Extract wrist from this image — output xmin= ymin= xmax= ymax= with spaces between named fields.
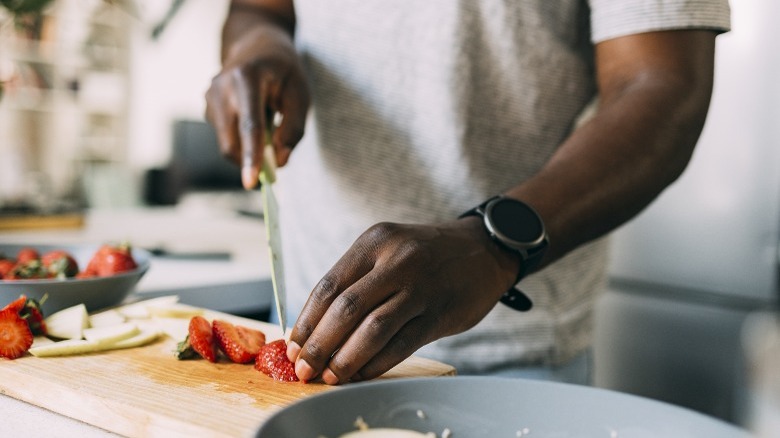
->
xmin=460 ymin=215 xmax=524 ymax=292
xmin=460 ymin=196 xmax=549 ymax=311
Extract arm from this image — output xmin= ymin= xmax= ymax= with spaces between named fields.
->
xmin=286 ymin=29 xmax=719 ymax=385
xmin=515 ymin=30 xmax=717 ymax=266
xmin=205 ymin=0 xmax=309 ymax=189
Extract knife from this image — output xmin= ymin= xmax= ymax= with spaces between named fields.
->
xmin=260 ymin=143 xmax=287 ymax=335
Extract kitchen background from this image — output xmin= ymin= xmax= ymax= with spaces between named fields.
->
xmin=1 ymin=0 xmax=777 ymax=433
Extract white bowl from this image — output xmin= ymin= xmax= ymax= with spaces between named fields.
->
xmin=256 ymin=376 xmax=750 ymax=438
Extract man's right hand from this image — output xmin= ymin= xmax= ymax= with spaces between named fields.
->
xmin=205 ymin=0 xmax=309 ymax=189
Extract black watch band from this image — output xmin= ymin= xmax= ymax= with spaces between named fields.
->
xmin=460 ymin=196 xmax=549 ymax=312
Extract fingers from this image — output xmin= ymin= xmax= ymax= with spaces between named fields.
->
xmin=205 ymin=77 xmax=240 ymax=164
xmin=274 ymin=76 xmax=309 ymax=166
xmin=322 ymin=293 xmax=426 ymax=385
xmin=350 ymin=316 xmax=432 ymax=382
xmin=287 ymin=242 xmax=379 ymax=381
xmin=233 ymin=66 xmax=265 ymax=190
xmin=206 ymin=63 xmax=309 ymax=190
xmin=287 ymin=224 xmax=432 ymax=385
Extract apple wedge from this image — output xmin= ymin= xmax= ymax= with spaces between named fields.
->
xmin=28 ymin=339 xmax=101 ymax=357
xmin=83 ymin=323 xmax=140 ymax=345
xmin=45 ymin=304 xmax=89 ymax=340
xmin=146 ymin=303 xmax=204 ymax=319
xmin=109 ymin=329 xmax=162 ymax=350
xmin=29 ymin=326 xmax=160 ymax=357
xmin=88 ymin=309 xmax=127 ymax=328
xmin=117 ymin=295 xmax=180 ymax=319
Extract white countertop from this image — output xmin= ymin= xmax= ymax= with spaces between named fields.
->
xmin=1 ymin=204 xmax=275 ymax=436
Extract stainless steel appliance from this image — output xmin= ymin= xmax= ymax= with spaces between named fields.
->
xmin=593 ymin=0 xmax=779 ymax=426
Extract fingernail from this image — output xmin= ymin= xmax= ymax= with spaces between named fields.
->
xmin=322 ymin=368 xmax=339 ymax=385
xmin=295 ymin=358 xmax=315 ymax=382
xmin=286 ymin=341 xmax=301 ymax=363
xmin=242 ymin=166 xmax=256 ymax=189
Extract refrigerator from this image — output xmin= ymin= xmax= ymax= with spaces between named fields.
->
xmin=593 ymin=0 xmax=779 ymax=427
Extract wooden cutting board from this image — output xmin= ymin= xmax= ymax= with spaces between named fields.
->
xmin=0 ymin=310 xmax=455 ymax=437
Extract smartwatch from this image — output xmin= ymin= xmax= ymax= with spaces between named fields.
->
xmin=460 ymin=195 xmax=549 ymax=311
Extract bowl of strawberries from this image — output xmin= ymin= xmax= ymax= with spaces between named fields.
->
xmin=0 ymin=243 xmax=150 ymax=315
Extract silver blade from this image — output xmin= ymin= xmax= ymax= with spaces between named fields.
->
xmin=260 ymin=145 xmax=287 ymax=335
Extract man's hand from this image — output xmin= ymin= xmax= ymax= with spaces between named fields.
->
xmin=286 ymin=217 xmax=522 ymax=384
xmin=205 ymin=1 xmax=309 ymax=189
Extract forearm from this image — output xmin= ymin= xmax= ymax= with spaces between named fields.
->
xmin=507 ymin=30 xmax=717 ymax=266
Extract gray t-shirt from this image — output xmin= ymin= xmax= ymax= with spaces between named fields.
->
xmin=276 ymin=0 xmax=730 ymax=373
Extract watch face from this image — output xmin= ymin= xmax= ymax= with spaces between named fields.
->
xmin=486 ymin=198 xmax=544 ymax=245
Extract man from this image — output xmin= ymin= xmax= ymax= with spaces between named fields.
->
xmin=206 ymin=0 xmax=730 ymax=385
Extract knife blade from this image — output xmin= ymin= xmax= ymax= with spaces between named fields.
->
xmin=260 ymin=144 xmax=287 ymax=335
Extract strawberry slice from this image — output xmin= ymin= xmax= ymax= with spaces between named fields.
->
xmin=0 ymin=308 xmax=34 ymax=359
xmin=2 ymin=295 xmax=47 ymax=336
xmin=187 ymin=316 xmax=217 ymax=362
xmin=1 ymin=296 xmax=28 ymax=313
xmin=255 ymin=339 xmax=299 ymax=382
xmin=212 ymin=320 xmax=266 ymax=364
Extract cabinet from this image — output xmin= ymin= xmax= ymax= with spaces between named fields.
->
xmin=0 ymin=0 xmax=132 ymax=211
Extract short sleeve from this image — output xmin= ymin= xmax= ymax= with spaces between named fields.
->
xmin=589 ymin=0 xmax=731 ymax=43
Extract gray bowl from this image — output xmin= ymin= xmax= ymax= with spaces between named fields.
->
xmin=0 ymin=244 xmax=150 ymax=315
xmin=256 ymin=376 xmax=749 ymax=437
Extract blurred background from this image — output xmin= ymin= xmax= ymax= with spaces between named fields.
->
xmin=0 ymin=0 xmax=777 ymax=434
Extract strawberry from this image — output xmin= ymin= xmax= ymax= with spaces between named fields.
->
xmin=187 ymin=316 xmax=217 ymax=362
xmin=9 ymin=259 xmax=51 ymax=280
xmin=15 ymin=247 xmax=39 ymax=265
xmin=1 ymin=296 xmax=28 ymax=313
xmin=41 ymin=250 xmax=80 ymax=278
xmin=1 ymin=295 xmax=47 ymax=336
xmin=255 ymin=339 xmax=299 ymax=382
xmin=85 ymin=244 xmax=137 ymax=277
xmin=0 ymin=308 xmax=34 ymax=359
xmin=19 ymin=299 xmax=47 ymax=336
xmin=0 ymin=259 xmax=15 ymax=279
xmin=212 ymin=320 xmax=266 ymax=364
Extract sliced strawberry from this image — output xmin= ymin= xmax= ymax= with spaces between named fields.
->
xmin=212 ymin=320 xmax=266 ymax=364
xmin=1 ymin=296 xmax=28 ymax=313
xmin=19 ymin=299 xmax=47 ymax=336
xmin=188 ymin=316 xmax=217 ymax=362
xmin=41 ymin=250 xmax=80 ymax=278
xmin=2 ymin=295 xmax=47 ymax=336
xmin=0 ymin=308 xmax=34 ymax=359
xmin=255 ymin=339 xmax=299 ymax=382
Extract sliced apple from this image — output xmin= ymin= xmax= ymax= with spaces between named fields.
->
xmin=83 ymin=323 xmax=140 ymax=345
xmin=117 ymin=295 xmax=180 ymax=319
xmin=28 ymin=339 xmax=101 ymax=357
xmin=151 ymin=317 xmax=189 ymax=340
xmin=45 ymin=303 xmax=89 ymax=340
xmin=147 ymin=303 xmax=204 ymax=319
xmin=88 ymin=309 xmax=127 ymax=328
xmin=109 ymin=329 xmax=162 ymax=350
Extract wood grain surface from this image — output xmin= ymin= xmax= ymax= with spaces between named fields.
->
xmin=0 ymin=311 xmax=455 ymax=437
